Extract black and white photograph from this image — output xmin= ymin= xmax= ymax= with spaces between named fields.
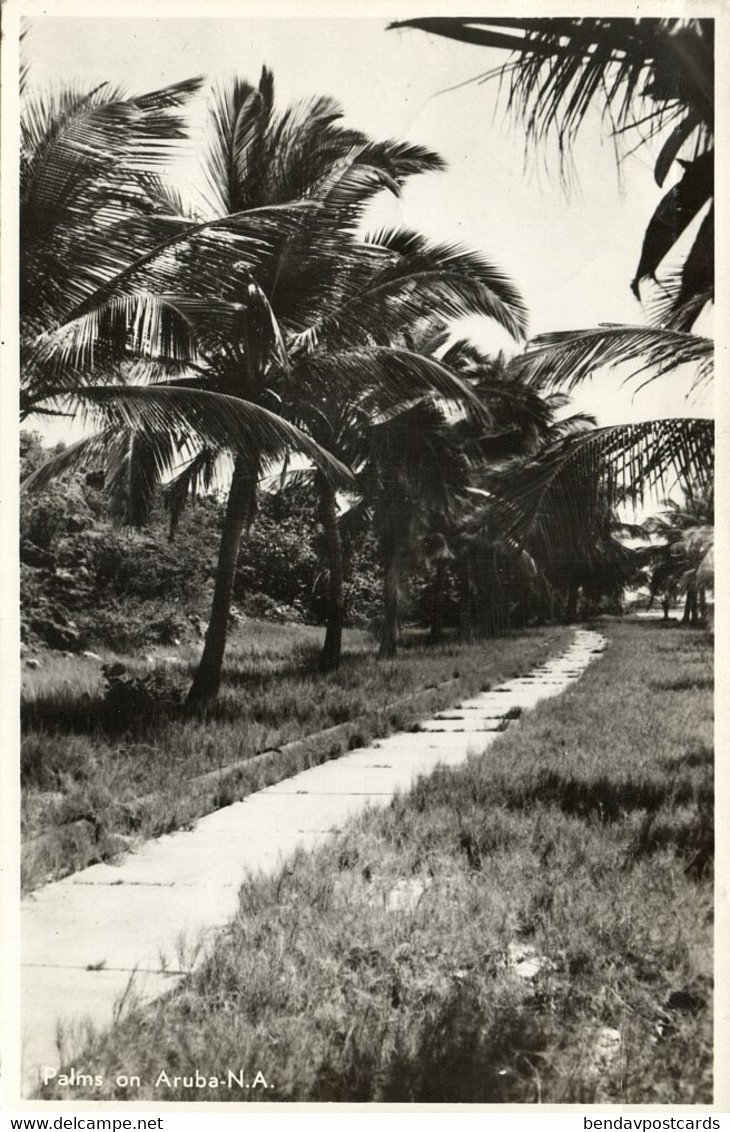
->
xmin=1 ymin=1 xmax=723 ymax=1112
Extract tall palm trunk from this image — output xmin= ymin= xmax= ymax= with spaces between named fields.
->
xmin=698 ymin=584 xmax=707 ymax=623
xmin=318 ymin=477 xmax=344 ymax=671
xmin=682 ymin=587 xmax=697 ymax=626
xmin=379 ymin=555 xmax=401 ymax=658
xmin=187 ymin=455 xmax=259 ymax=704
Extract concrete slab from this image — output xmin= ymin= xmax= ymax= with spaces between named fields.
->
xmin=20 ymin=628 xmax=606 ymax=1095
xmin=22 ymin=965 xmax=182 ymax=1093
xmin=23 ymin=882 xmax=241 ymax=973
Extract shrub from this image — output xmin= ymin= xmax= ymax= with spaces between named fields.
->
xmin=100 ymin=662 xmax=185 ymax=728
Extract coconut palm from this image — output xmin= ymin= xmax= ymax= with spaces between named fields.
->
xmin=175 ymin=80 xmax=528 ymax=693
xmin=469 ymin=416 xmax=713 ymax=630
xmin=21 ymin=72 xmax=378 ymax=703
xmin=356 ymin=338 xmax=567 ymax=658
xmin=645 ymin=485 xmax=714 ymax=625
xmin=20 ymin=75 xmax=208 ymax=420
xmin=286 ymin=248 xmax=529 ymax=669
xmin=451 ymin=387 xmax=598 ymax=634
xmin=26 ymin=70 xmax=529 ymax=698
xmin=414 ymin=342 xmax=576 ymax=642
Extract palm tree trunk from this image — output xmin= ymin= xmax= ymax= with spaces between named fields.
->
xmin=379 ymin=556 xmax=400 ymax=659
xmin=428 ymin=559 xmax=447 ymax=645
xmin=318 ymin=477 xmax=344 ymax=671
xmin=682 ymin=588 xmax=696 ymax=625
xmin=689 ymin=587 xmax=700 ymax=627
xmin=698 ymin=585 xmax=707 ymax=624
xmin=187 ymin=455 xmax=258 ymax=704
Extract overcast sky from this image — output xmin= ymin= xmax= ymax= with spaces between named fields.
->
xmin=23 ymin=14 xmax=713 ymax=436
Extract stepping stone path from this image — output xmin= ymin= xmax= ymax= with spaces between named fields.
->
xmin=20 ymin=629 xmax=606 ymax=1095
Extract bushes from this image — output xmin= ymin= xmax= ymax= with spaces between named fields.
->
xmin=19 ymin=436 xmax=382 ymax=653
xmin=100 ymin=662 xmax=185 ymax=727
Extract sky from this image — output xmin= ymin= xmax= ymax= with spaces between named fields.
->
xmin=22 ymin=14 xmax=713 ymax=440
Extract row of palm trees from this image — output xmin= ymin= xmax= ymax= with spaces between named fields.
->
xmin=20 ymin=21 xmax=714 ymax=704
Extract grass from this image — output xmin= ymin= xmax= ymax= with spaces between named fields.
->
xmin=37 ymin=619 xmax=713 ymax=1104
xmin=21 ymin=619 xmax=572 ymax=890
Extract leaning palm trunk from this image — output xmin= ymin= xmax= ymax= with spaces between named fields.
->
xmin=318 ymin=477 xmax=345 ymax=671
xmin=187 ymin=455 xmax=259 ymax=704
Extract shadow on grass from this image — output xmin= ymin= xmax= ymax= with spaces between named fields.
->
xmin=652 ymin=676 xmax=713 ymax=692
xmin=20 ymin=631 xmax=470 ymax=741
xmin=661 ymin=743 xmax=714 ymax=771
xmin=20 ymin=643 xmax=329 ymax=735
xmin=305 ymin=980 xmax=549 ymax=1103
xmin=497 ymin=769 xmax=713 ymax=823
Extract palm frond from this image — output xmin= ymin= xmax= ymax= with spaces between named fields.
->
xmin=203 ymin=74 xmax=272 ymax=215
xmin=513 ymin=324 xmax=713 ymax=392
xmin=296 ymin=228 xmax=528 ymax=350
xmin=292 ymin=346 xmax=493 ymax=423
xmin=632 ymin=150 xmax=712 ymax=297
xmin=25 ymin=293 xmax=199 ymax=395
xmin=390 ymin=18 xmax=713 ymax=162
xmin=104 ymin=428 xmax=179 ymax=527
xmin=20 ymin=428 xmax=117 ymax=494
xmin=22 ymin=76 xmax=202 ymax=223
xmin=164 ymin=447 xmax=225 ymax=537
xmin=65 ymin=385 xmax=355 ymax=489
xmin=479 ymin=417 xmax=713 ymax=553
xmin=643 ymin=271 xmax=713 ymax=334
xmin=63 ymin=201 xmax=318 ymax=322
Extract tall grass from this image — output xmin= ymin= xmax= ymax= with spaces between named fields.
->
xmin=38 ymin=620 xmax=713 ymax=1104
xmin=22 ymin=621 xmax=571 ymax=889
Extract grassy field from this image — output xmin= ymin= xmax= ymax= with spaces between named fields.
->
xmin=38 ymin=619 xmax=713 ymax=1104
xmin=22 ymin=620 xmax=571 ymax=890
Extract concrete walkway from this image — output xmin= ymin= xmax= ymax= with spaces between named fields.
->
xmin=21 ymin=629 xmax=606 ymax=1094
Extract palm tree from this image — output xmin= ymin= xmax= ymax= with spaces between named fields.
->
xmin=645 ymin=485 xmax=714 ymax=625
xmin=21 ymin=72 xmax=376 ymax=702
xmin=176 ymin=78 xmax=529 ymax=694
xmin=470 ymin=417 xmax=713 ymax=628
xmin=366 ymin=398 xmax=476 ymax=659
xmin=449 ymin=379 xmax=598 ymax=635
xmin=390 ymin=18 xmax=714 ymax=582
xmin=285 ymin=245 xmax=529 ymax=669
xmin=414 ymin=342 xmax=573 ymax=642
xmin=361 ymin=338 xmax=560 ymax=658
xmin=20 ymin=75 xmax=208 ymax=421
xmin=24 ymin=71 xmax=529 ymax=698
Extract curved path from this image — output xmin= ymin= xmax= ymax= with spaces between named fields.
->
xmin=20 ymin=628 xmax=606 ymax=1095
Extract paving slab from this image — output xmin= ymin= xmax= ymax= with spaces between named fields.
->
xmin=22 ymin=966 xmax=183 ymax=1094
xmin=20 ymin=628 xmax=606 ymax=1095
